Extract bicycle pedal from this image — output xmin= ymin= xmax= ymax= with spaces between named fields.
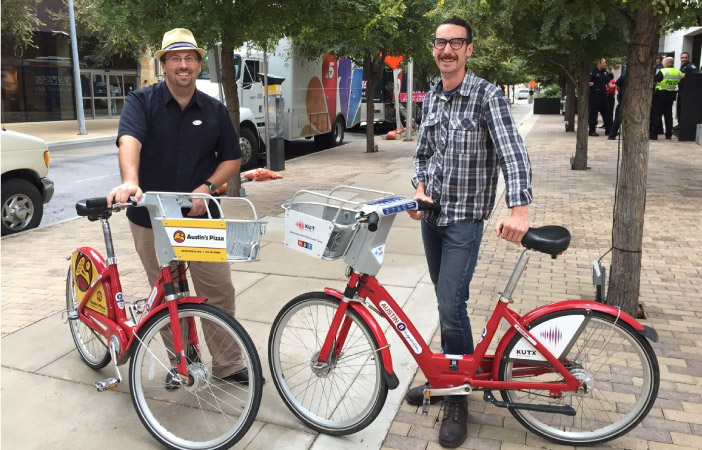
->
xmin=422 ymin=389 xmax=431 ymax=414
xmin=95 ymin=378 xmax=120 ymax=392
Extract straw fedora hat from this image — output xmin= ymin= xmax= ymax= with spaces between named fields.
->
xmin=154 ymin=28 xmax=207 ymax=60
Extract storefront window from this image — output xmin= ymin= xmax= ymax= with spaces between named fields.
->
xmin=93 ymin=74 xmax=108 ymax=97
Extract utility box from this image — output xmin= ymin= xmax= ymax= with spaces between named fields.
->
xmin=266 ymin=82 xmax=285 ymax=171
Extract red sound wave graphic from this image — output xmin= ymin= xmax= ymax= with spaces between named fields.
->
xmin=539 ymin=327 xmax=563 ymax=346
xmin=295 ymin=221 xmax=304 ymax=231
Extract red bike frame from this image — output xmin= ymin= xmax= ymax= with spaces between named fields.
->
xmin=317 ymin=270 xmax=646 ymax=396
xmin=72 ymin=246 xmax=206 ymax=377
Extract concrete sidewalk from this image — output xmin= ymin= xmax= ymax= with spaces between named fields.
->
xmin=2 ymin=118 xmax=120 ymax=145
xmin=2 ymin=115 xmax=702 ymax=450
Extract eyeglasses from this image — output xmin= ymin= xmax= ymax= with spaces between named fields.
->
xmin=166 ymin=55 xmax=199 ymax=65
xmin=432 ymin=38 xmax=469 ymax=50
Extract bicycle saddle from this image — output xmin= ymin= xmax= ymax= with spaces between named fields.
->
xmin=521 ymin=226 xmax=571 ymax=256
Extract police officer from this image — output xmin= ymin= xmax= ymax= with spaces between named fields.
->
xmin=676 ymin=51 xmax=699 ymax=127
xmin=588 ymin=58 xmax=613 ymax=136
xmin=650 ymin=56 xmax=682 ymax=140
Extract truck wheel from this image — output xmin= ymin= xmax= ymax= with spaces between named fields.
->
xmin=239 ymin=127 xmax=260 ymax=171
xmin=314 ymin=117 xmax=345 ymax=149
xmin=1 ymin=179 xmax=43 ymax=235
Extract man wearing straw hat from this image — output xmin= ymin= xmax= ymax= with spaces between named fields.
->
xmin=107 ymin=28 xmax=250 ymax=385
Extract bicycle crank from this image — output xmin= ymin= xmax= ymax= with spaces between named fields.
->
xmin=94 ymin=336 xmax=123 ymax=392
xmin=483 ymin=390 xmax=576 ymax=416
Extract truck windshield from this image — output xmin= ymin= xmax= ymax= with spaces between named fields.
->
xmin=234 ymin=55 xmax=242 ymax=80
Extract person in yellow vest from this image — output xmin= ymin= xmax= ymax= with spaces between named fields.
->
xmin=650 ymin=56 xmax=682 ymax=140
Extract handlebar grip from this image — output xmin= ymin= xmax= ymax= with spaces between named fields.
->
xmin=367 ymin=212 xmax=379 ymax=232
xmin=85 ymin=197 xmax=108 ymax=209
xmin=416 ymin=199 xmax=441 ymax=212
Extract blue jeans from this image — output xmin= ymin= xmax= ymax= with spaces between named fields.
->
xmin=421 ymin=219 xmax=483 ymax=403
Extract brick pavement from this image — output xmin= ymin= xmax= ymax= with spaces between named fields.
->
xmin=381 ymin=116 xmax=702 ymax=450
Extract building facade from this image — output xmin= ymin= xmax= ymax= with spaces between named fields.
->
xmin=1 ymin=0 xmax=147 ymax=123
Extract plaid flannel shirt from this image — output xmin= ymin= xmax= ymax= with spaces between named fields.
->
xmin=412 ymin=69 xmax=533 ymax=226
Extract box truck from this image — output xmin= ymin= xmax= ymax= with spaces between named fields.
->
xmin=197 ymin=39 xmax=363 ymax=170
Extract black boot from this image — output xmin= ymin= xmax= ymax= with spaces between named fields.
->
xmin=439 ymin=402 xmax=468 ymax=448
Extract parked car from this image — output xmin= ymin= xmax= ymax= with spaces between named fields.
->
xmin=517 ymin=89 xmax=530 ymax=100
xmin=1 ymin=129 xmax=54 ymax=235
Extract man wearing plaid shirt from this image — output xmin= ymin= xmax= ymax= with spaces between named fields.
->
xmin=405 ymin=16 xmax=533 ymax=448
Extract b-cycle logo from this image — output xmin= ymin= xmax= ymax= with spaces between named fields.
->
xmin=295 ymin=221 xmax=315 ymax=232
xmin=74 ymin=253 xmax=93 ymax=292
xmin=173 ymin=230 xmax=186 ymax=243
xmin=379 ymin=301 xmax=422 ymax=354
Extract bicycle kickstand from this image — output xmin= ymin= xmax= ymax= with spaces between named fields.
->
xmin=95 ymin=337 xmax=123 ymax=392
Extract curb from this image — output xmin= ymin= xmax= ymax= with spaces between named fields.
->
xmin=48 ymin=136 xmax=117 ymax=152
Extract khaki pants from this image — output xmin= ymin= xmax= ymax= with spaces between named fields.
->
xmin=130 ymin=221 xmax=244 ymax=377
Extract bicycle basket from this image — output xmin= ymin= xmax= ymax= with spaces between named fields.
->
xmin=282 ymin=186 xmax=394 ymax=260
xmin=142 ymin=192 xmax=266 ymax=264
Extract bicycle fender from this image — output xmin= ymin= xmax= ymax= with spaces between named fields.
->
xmin=493 ymin=300 xmax=650 ymax=373
xmin=324 ymin=288 xmax=400 ymax=390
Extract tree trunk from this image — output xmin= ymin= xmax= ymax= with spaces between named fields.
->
xmin=607 ymin=5 xmax=659 ymax=316
xmin=363 ymin=52 xmax=381 ymax=153
xmin=221 ymin=45 xmax=242 ymax=196
xmin=565 ymin=77 xmax=576 ymax=132
xmin=572 ymin=72 xmax=589 ymax=170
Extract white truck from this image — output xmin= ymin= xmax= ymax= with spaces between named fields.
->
xmin=197 ymin=39 xmax=364 ymax=170
xmin=1 ymin=129 xmax=54 ymax=235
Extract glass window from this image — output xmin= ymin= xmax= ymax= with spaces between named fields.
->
xmin=111 ymin=99 xmax=124 ymax=115
xmin=94 ymin=98 xmax=109 ymax=117
xmin=109 ymin=75 xmax=123 ymax=97
xmin=80 ymin=73 xmax=91 ymax=97
xmin=123 ymin=76 xmax=136 ymax=94
xmin=234 ymin=55 xmax=242 ymax=80
xmin=243 ymin=60 xmax=258 ymax=89
xmin=82 ymin=98 xmax=93 ymax=119
xmin=93 ymin=74 xmax=107 ymax=97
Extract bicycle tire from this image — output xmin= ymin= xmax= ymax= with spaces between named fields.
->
xmin=129 ymin=303 xmax=262 ymax=450
xmin=498 ymin=310 xmax=659 ymax=445
xmin=65 ymin=267 xmax=111 ymax=369
xmin=268 ymin=292 xmax=388 ymax=435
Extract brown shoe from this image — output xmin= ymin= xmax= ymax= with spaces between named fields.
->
xmin=439 ymin=402 xmax=468 ymax=448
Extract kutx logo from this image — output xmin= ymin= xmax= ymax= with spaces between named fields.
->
xmin=516 ymin=349 xmax=538 ymax=357
xmin=173 ymin=230 xmax=186 ymax=243
xmin=295 ymin=221 xmax=315 ymax=232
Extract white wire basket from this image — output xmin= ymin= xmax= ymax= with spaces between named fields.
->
xmin=141 ymin=192 xmax=266 ymax=264
xmin=282 ymin=186 xmax=394 ymax=260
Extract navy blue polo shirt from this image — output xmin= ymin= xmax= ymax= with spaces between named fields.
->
xmin=117 ymin=81 xmax=241 ymax=228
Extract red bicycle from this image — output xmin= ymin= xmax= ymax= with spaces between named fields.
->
xmin=268 ymin=186 xmax=659 ymax=445
xmin=66 ymin=192 xmax=265 ymax=450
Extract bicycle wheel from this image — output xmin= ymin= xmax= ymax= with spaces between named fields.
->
xmin=498 ymin=310 xmax=659 ymax=445
xmin=129 ymin=303 xmax=262 ymax=450
xmin=268 ymin=292 xmax=388 ymax=435
xmin=65 ymin=267 xmax=110 ymax=369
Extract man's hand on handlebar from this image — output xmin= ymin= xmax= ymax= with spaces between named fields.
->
xmin=409 ymin=183 xmax=434 ymax=220
xmin=187 ymin=184 xmax=210 ymax=217
xmin=495 ymin=205 xmax=529 ymax=244
xmin=107 ymin=182 xmax=143 ymax=208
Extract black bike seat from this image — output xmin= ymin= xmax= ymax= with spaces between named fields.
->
xmin=521 ymin=226 xmax=571 ymax=256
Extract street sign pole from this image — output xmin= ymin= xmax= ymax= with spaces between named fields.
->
xmin=68 ymin=0 xmax=86 ymax=135
xmin=404 ymin=58 xmax=414 ymax=141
